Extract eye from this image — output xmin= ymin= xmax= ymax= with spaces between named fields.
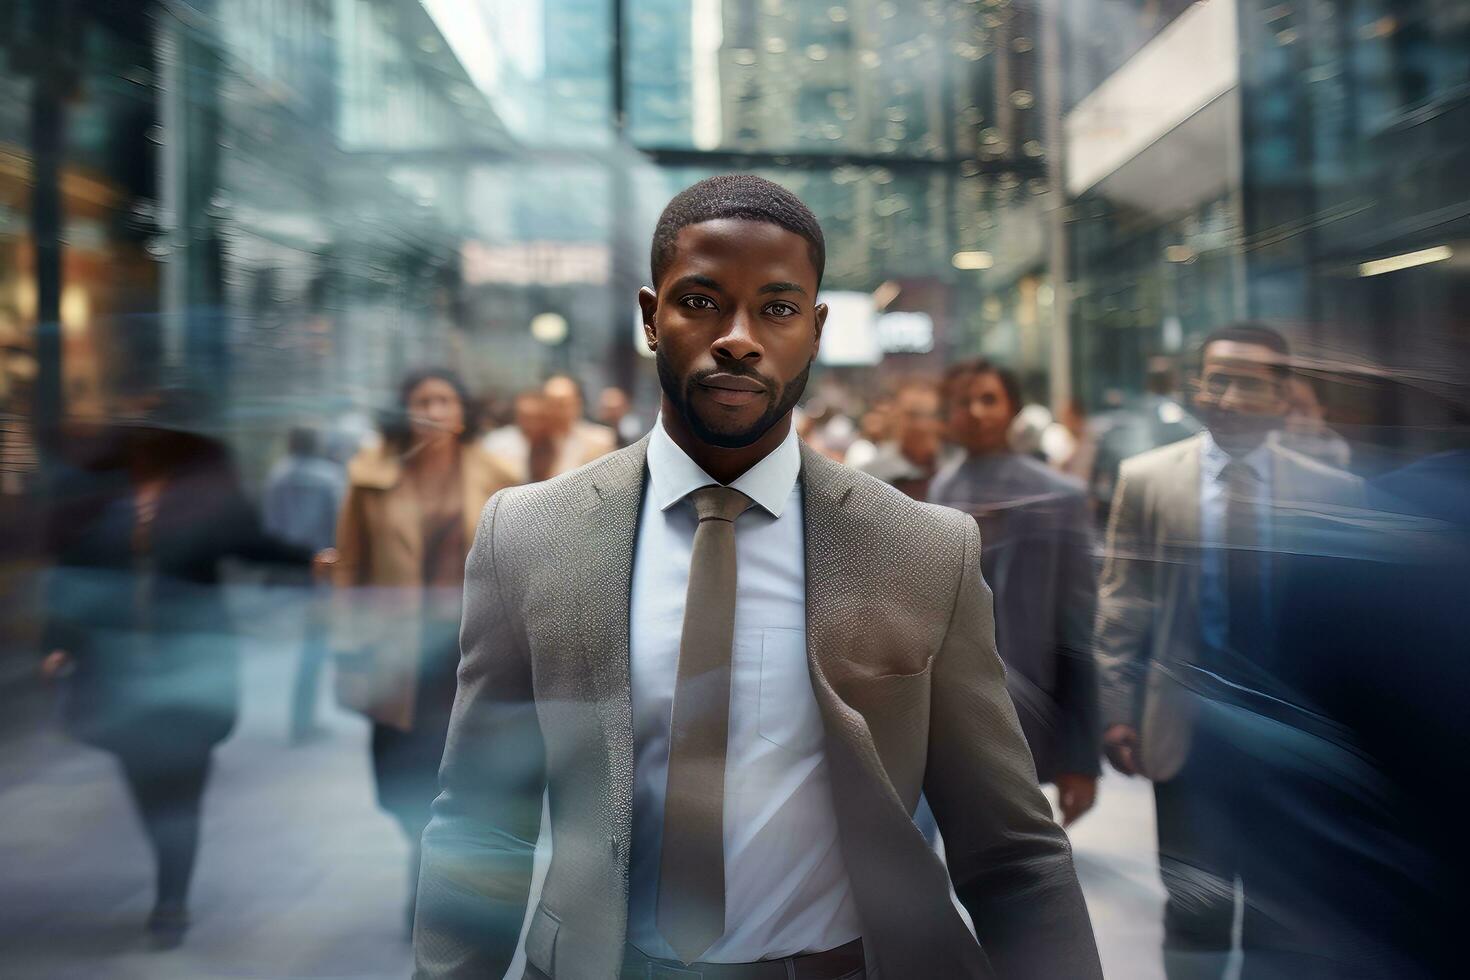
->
xmin=680 ymin=294 xmax=717 ymax=311
xmin=765 ymin=301 xmax=799 ymax=317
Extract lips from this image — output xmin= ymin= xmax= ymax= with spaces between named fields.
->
xmin=696 ymin=373 xmax=769 ymax=408
xmin=699 ymin=373 xmax=767 ymax=393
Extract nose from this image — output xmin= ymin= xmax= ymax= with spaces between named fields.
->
xmin=713 ymin=309 xmax=762 ymax=362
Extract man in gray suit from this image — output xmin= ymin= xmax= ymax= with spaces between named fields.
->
xmin=1096 ymin=324 xmax=1364 ymax=979
xmin=414 ymin=175 xmax=1101 ymax=980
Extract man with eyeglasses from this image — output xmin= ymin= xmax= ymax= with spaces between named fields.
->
xmin=1094 ymin=323 xmax=1365 ymax=978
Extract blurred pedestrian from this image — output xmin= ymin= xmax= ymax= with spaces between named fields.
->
xmin=544 ymin=374 xmax=617 ymax=471
xmin=262 ymin=426 xmax=345 ymax=743
xmin=1271 ymin=374 xmax=1351 ymax=468
xmin=1089 ymin=356 xmax=1202 ymax=524
xmin=482 ymin=389 xmax=560 ymax=484
xmin=597 ymin=385 xmax=644 ymax=448
xmin=858 ymin=379 xmax=943 ymax=500
xmin=40 ymin=392 xmax=314 ymax=948
xmin=1094 ymin=324 xmax=1368 ymax=978
xmin=842 ymin=398 xmax=891 ymax=470
xmin=1052 ymin=400 xmax=1097 ymax=483
xmin=330 ymin=368 xmax=515 ymax=933
xmin=931 ymin=359 xmax=1100 ymax=826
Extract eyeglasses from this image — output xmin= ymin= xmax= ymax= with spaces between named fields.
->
xmin=1200 ymin=371 xmax=1277 ymax=400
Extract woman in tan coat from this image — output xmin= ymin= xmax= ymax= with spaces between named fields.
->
xmin=331 ymin=368 xmax=514 ymax=926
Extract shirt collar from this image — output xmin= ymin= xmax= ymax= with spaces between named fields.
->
xmin=1200 ymin=429 xmax=1271 ymax=484
xmin=647 ymin=413 xmax=800 ymax=518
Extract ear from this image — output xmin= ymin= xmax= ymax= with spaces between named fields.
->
xmin=812 ymin=301 xmax=828 ymax=358
xmin=638 ymin=286 xmax=659 ymax=351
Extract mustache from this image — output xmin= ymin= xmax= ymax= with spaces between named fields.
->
xmin=688 ymin=364 xmax=777 ymax=394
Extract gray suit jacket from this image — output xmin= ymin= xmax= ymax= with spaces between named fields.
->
xmin=1094 ymin=433 xmax=1365 ymax=782
xmin=414 ymin=437 xmax=1101 ymax=980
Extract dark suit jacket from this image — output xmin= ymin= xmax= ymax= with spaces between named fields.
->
xmin=413 ymin=437 xmax=1101 ymax=980
xmin=929 ymin=453 xmax=1100 ymax=784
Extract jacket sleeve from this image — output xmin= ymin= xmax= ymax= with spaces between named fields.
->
xmin=924 ymin=517 xmax=1103 ymax=979
xmin=413 ymin=491 xmax=546 ymax=979
xmin=1094 ymin=462 xmax=1154 ymax=729
xmin=1053 ymin=491 xmax=1102 ymax=776
xmin=333 ymin=483 xmax=369 ymax=588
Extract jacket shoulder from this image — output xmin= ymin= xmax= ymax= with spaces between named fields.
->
xmin=491 ymin=438 xmax=644 ymax=525
xmin=1117 ymin=433 xmax=1202 ymax=484
xmin=345 ymin=443 xmax=398 ymax=489
xmin=841 ymin=462 xmax=975 ymax=554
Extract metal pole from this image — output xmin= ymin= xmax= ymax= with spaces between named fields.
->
xmin=1039 ymin=0 xmax=1073 ymax=413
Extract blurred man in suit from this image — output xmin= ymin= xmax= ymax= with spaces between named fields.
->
xmin=857 ymin=378 xmax=944 ymax=500
xmin=930 ymin=358 xmax=1100 ymax=827
xmin=544 ymin=374 xmax=617 ymax=472
xmin=414 ymin=174 xmax=1100 ymax=980
xmin=1096 ymin=324 xmax=1365 ymax=979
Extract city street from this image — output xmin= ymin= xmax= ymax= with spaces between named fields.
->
xmin=1 ymin=584 xmax=1167 ymax=980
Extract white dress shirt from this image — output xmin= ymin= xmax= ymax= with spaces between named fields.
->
xmin=626 ymin=417 xmax=861 ymax=962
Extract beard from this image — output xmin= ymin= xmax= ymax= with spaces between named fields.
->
xmin=1199 ymin=405 xmax=1281 ymax=455
xmin=656 ymin=348 xmax=812 ymax=449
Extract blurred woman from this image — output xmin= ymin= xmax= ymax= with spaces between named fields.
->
xmin=330 ymin=368 xmax=514 ymax=929
xmin=40 ymin=399 xmax=313 ymax=947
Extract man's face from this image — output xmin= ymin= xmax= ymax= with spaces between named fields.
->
xmin=893 ymin=387 xmax=942 ymax=465
xmin=542 ymin=378 xmax=581 ymax=435
xmin=515 ymin=394 xmax=552 ymax=441
xmin=950 ymin=370 xmax=1016 ymax=455
xmin=598 ymin=387 xmax=630 ymax=425
xmin=1194 ymin=340 xmax=1289 ymax=454
xmin=640 ymin=218 xmax=826 ymax=449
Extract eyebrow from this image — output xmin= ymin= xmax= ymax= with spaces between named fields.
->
xmin=759 ymin=281 xmax=808 ymax=296
xmin=671 ymin=274 xmax=723 ymax=292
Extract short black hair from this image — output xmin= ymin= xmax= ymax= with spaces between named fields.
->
xmin=1196 ymin=322 xmax=1291 ymax=377
xmin=650 ymin=174 xmax=826 ymax=288
xmin=944 ymin=357 xmax=1024 ymax=418
xmin=287 ymin=426 xmax=319 ymax=457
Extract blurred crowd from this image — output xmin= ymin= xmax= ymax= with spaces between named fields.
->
xmin=24 ymin=321 xmax=1469 ymax=978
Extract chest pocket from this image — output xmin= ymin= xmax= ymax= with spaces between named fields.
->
xmin=757 ymin=627 xmax=823 ymax=753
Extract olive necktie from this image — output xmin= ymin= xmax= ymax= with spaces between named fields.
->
xmin=656 ymin=485 xmax=753 ymax=964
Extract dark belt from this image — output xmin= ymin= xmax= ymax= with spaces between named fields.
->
xmin=621 ymin=938 xmax=864 ymax=980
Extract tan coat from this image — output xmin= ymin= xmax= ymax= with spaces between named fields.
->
xmin=414 ymin=437 xmax=1101 ymax=980
xmin=332 ymin=442 xmax=515 ymax=731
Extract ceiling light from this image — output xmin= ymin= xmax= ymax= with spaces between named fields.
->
xmin=1357 ymin=245 xmax=1452 ymax=277
xmin=952 ymin=250 xmax=993 ymax=270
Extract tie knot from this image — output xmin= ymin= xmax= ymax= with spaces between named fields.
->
xmin=689 ymin=485 xmax=753 ymax=524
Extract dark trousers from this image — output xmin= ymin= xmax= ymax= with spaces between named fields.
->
xmin=1155 ymin=693 xmax=1431 ymax=980
xmin=114 ymin=743 xmax=213 ymax=909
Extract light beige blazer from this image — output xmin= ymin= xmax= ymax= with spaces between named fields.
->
xmin=1094 ymin=433 xmax=1364 ymax=781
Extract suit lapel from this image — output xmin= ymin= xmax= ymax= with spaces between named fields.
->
xmin=1167 ymin=435 xmax=1204 ymax=548
xmin=799 ymin=443 xmax=860 ymax=698
xmin=579 ymin=436 xmax=650 ymax=838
